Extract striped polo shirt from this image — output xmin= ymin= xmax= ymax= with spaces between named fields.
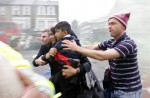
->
xmin=98 ymin=33 xmax=142 ymax=92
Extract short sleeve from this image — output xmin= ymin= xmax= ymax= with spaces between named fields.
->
xmin=114 ymin=41 xmax=135 ymax=58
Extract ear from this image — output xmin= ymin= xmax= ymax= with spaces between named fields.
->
xmin=123 ymin=25 xmax=126 ymax=30
xmin=63 ymin=30 xmax=68 ymax=35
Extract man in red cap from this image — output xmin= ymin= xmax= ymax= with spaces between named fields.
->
xmin=61 ymin=13 xmax=142 ymax=98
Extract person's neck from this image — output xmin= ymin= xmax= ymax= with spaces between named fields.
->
xmin=52 ymin=41 xmax=56 ymax=44
xmin=46 ymin=42 xmax=50 ymax=45
xmin=114 ymin=31 xmax=125 ymax=41
xmin=59 ymin=34 xmax=71 ymax=41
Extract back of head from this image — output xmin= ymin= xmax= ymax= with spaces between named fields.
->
xmin=0 ymin=55 xmax=24 ymax=98
xmin=55 ymin=21 xmax=71 ymax=34
xmin=70 ymin=30 xmax=78 ymax=38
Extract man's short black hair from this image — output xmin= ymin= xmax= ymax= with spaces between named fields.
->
xmin=55 ymin=21 xmax=71 ymax=34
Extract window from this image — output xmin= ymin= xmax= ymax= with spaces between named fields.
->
xmin=47 ymin=21 xmax=54 ymax=27
xmin=37 ymin=21 xmax=45 ymax=29
xmin=47 ymin=6 xmax=55 ymax=15
xmin=0 ymin=7 xmax=6 ymax=15
xmin=35 ymin=18 xmax=57 ymax=30
xmin=37 ymin=6 xmax=46 ymax=15
xmin=22 ymin=6 xmax=31 ymax=15
xmin=13 ymin=17 xmax=31 ymax=29
xmin=12 ymin=6 xmax=20 ymax=15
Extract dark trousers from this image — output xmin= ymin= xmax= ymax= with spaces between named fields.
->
xmin=104 ymin=89 xmax=114 ymax=98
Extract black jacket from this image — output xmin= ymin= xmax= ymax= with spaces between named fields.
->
xmin=32 ymin=42 xmax=52 ymax=67
xmin=32 ymin=42 xmax=61 ymax=75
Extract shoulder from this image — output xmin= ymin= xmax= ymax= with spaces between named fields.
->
xmin=39 ymin=45 xmax=47 ymax=51
xmin=120 ymin=37 xmax=137 ymax=48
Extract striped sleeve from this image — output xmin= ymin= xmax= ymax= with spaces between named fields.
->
xmin=114 ymin=41 xmax=135 ymax=58
xmin=98 ymin=39 xmax=114 ymax=50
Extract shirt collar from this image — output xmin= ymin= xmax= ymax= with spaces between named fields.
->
xmin=113 ymin=33 xmax=128 ymax=46
xmin=63 ymin=34 xmax=71 ymax=38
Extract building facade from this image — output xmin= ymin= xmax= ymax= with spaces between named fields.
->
xmin=0 ymin=0 xmax=59 ymax=34
xmin=79 ymin=0 xmax=150 ymax=43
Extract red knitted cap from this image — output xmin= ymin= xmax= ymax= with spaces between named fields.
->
xmin=109 ymin=13 xmax=131 ymax=28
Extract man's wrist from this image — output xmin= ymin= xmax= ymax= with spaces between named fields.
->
xmin=46 ymin=53 xmax=50 ymax=59
xmin=75 ymin=68 xmax=80 ymax=75
xmin=75 ymin=45 xmax=80 ymax=52
xmin=41 ymin=55 xmax=48 ymax=61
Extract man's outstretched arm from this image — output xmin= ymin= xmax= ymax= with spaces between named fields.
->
xmin=62 ymin=40 xmax=120 ymax=61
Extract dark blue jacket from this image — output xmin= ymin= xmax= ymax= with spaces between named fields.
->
xmin=53 ymin=36 xmax=81 ymax=59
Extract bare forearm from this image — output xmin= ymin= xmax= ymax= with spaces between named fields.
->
xmin=76 ymin=46 xmax=106 ymax=61
xmin=45 ymin=53 xmax=51 ymax=59
xmin=76 ymin=46 xmax=120 ymax=60
xmin=82 ymin=45 xmax=99 ymax=50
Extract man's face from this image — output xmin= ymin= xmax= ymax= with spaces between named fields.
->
xmin=108 ymin=18 xmax=125 ymax=39
xmin=55 ymin=29 xmax=66 ymax=41
xmin=41 ymin=32 xmax=50 ymax=45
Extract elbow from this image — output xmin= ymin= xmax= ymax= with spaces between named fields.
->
xmin=98 ymin=58 xmax=105 ymax=61
xmin=32 ymin=61 xmax=39 ymax=67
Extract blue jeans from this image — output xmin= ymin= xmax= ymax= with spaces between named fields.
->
xmin=104 ymin=89 xmax=142 ymax=98
xmin=104 ymin=89 xmax=114 ymax=98
xmin=114 ymin=89 xmax=142 ymax=98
